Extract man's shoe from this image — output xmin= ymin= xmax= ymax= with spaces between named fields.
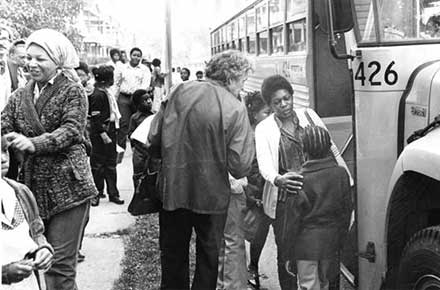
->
xmin=91 ymin=197 xmax=99 ymax=207
xmin=109 ymin=197 xmax=124 ymax=205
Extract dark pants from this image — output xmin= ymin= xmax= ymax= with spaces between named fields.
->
xmin=90 ymin=122 xmax=119 ymax=198
xmin=44 ymin=202 xmax=90 ymax=290
xmin=249 ymin=208 xmax=271 ymax=273
xmin=159 ymin=208 xmax=227 ymax=290
xmin=117 ymin=92 xmax=136 ymax=149
xmin=250 ymin=202 xmax=297 ymax=290
xmin=132 ymin=147 xmax=148 ymax=190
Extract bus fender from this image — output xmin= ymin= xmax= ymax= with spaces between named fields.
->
xmin=388 ymin=127 xmax=440 ymax=198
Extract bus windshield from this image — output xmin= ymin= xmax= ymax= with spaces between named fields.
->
xmin=355 ymin=0 xmax=440 ymax=42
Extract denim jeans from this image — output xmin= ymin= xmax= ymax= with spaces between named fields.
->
xmin=159 ymin=208 xmax=227 ymax=290
xmin=217 ymin=193 xmax=247 ymax=290
xmin=44 ymin=202 xmax=90 ymax=290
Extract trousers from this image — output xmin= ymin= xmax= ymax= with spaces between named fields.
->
xmin=217 ymin=193 xmax=247 ymax=290
xmin=44 ymin=202 xmax=90 ymax=290
xmin=159 ymin=208 xmax=227 ymax=290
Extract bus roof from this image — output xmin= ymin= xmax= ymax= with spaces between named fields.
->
xmin=210 ymin=0 xmax=264 ymax=34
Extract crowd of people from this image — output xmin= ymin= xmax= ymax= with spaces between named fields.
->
xmin=1 ymin=27 xmax=353 ymax=290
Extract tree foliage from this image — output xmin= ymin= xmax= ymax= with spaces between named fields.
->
xmin=0 ymin=0 xmax=84 ymax=50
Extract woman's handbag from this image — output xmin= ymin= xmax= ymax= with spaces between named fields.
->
xmin=128 ymin=157 xmax=162 ymax=215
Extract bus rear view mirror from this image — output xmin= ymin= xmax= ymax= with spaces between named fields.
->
xmin=316 ymin=0 xmax=354 ymax=33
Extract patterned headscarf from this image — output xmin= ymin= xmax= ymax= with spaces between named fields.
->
xmin=26 ymin=28 xmax=80 ymax=82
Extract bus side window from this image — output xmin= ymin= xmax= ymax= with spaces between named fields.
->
xmin=270 ymin=25 xmax=284 ymax=54
xmin=257 ymin=31 xmax=268 ymax=55
xmin=288 ymin=19 xmax=306 ymax=52
xmin=247 ymin=35 xmax=256 ymax=54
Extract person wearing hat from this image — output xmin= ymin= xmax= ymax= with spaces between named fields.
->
xmin=88 ymin=65 xmax=123 ymax=206
xmin=254 ymin=75 xmax=352 ymax=290
xmin=1 ymin=28 xmax=97 ymax=290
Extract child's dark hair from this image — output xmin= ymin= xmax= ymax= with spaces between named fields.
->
xmin=132 ymin=89 xmax=152 ymax=108
xmin=245 ymin=91 xmax=267 ymax=125
xmin=92 ymin=65 xmax=114 ymax=87
xmin=302 ymin=126 xmax=332 ymax=159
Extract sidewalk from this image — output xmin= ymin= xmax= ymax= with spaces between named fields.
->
xmin=77 ymin=148 xmax=135 ymax=290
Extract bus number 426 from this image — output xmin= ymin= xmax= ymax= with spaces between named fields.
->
xmin=355 ymin=61 xmax=398 ymax=86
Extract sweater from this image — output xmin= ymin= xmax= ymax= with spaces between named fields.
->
xmin=1 ymin=74 xmax=98 ymax=219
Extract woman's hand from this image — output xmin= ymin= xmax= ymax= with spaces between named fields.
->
xmin=274 ymin=172 xmax=303 ymax=194
xmin=4 ymin=132 xmax=35 ymax=153
xmin=2 ymin=260 xmax=33 ymax=284
xmin=33 ymin=248 xmax=53 ymax=271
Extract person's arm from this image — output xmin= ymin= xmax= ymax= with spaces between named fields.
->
xmin=227 ymin=104 xmax=255 ymax=179
xmin=255 ymin=122 xmax=279 ymax=185
xmin=142 ymin=67 xmax=152 ymax=89
xmin=1 ymin=91 xmax=18 ymax=135
xmin=29 ymin=84 xmax=88 ymax=154
xmin=89 ymin=91 xmax=107 ymax=135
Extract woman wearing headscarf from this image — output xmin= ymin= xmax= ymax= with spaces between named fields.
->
xmin=1 ymin=28 xmax=97 ymax=290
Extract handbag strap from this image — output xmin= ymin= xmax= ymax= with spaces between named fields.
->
xmin=303 ymin=109 xmax=315 ymax=127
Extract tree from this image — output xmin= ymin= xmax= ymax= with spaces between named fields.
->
xmin=0 ymin=0 xmax=84 ymax=50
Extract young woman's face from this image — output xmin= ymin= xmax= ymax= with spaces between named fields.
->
xmin=270 ymin=89 xmax=294 ymax=120
xmin=26 ymin=44 xmax=57 ymax=84
xmin=255 ymin=105 xmax=271 ymax=124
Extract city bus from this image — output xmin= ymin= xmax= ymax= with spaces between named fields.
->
xmin=210 ymin=0 xmax=355 ymax=163
xmin=324 ymin=0 xmax=440 ymax=289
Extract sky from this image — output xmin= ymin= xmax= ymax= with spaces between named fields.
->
xmin=95 ymin=0 xmax=250 ymax=68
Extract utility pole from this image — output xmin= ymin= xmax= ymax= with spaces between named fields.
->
xmin=165 ymin=0 xmax=172 ymax=92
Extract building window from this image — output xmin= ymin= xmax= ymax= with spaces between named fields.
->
xmin=270 ymin=25 xmax=284 ymax=54
xmin=287 ymin=19 xmax=306 ymax=52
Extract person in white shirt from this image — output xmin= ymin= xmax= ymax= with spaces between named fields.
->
xmin=7 ymin=40 xmax=27 ymax=95
xmin=113 ymin=47 xmax=151 ymax=149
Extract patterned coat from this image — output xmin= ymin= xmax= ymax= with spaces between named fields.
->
xmin=1 ymin=74 xmax=98 ymax=219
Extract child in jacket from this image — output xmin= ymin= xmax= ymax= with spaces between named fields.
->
xmin=293 ymin=126 xmax=351 ymax=290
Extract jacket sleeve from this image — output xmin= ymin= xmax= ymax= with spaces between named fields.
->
xmin=89 ymin=91 xmax=107 ymax=134
xmin=30 ymin=84 xmax=88 ymax=154
xmin=338 ymin=169 xmax=352 ymax=247
xmin=1 ymin=91 xmax=19 ymax=135
xmin=255 ymin=121 xmax=278 ymax=185
xmin=227 ymin=104 xmax=255 ymax=179
xmin=307 ymin=108 xmax=354 ymax=186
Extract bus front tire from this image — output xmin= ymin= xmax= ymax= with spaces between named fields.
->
xmin=397 ymin=226 xmax=440 ymax=290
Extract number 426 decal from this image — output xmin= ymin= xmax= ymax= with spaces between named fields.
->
xmin=355 ymin=61 xmax=398 ymax=86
